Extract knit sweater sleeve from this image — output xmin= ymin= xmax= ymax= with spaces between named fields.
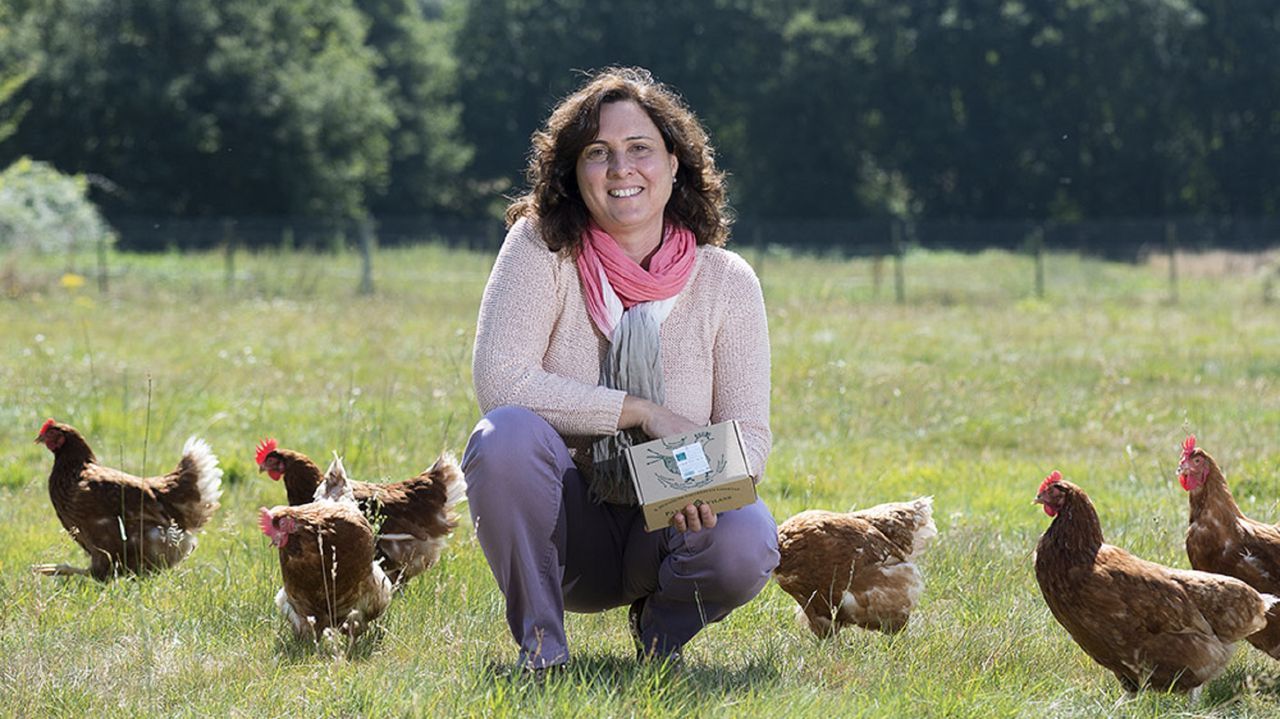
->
xmin=710 ymin=253 xmax=773 ymax=481
xmin=471 ymin=219 xmax=626 ymax=435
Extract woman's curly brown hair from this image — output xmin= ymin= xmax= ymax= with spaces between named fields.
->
xmin=506 ymin=67 xmax=731 ymax=254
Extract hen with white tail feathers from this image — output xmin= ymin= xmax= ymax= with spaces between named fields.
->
xmin=256 ymin=439 xmax=467 ymax=587
xmin=33 ymin=419 xmax=223 ymax=581
xmin=775 ymin=496 xmax=936 ymax=636
xmin=261 ymin=455 xmax=392 ymax=641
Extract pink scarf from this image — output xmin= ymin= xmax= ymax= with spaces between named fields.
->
xmin=576 ymin=223 xmax=696 ymax=337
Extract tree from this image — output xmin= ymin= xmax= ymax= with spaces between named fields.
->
xmin=356 ymin=0 xmax=473 ymax=215
xmin=450 ymin=0 xmax=779 ymax=217
xmin=0 ymin=2 xmax=35 ymax=145
xmin=1185 ymin=0 xmax=1280 ymax=215
xmin=3 ymin=0 xmax=394 ymax=219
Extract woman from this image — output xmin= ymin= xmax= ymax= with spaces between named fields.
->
xmin=464 ymin=67 xmax=778 ymax=671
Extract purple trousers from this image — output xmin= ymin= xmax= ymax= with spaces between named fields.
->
xmin=463 ymin=405 xmax=780 ymax=668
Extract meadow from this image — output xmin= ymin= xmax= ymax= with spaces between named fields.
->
xmin=2 ymin=240 xmax=1280 ymax=718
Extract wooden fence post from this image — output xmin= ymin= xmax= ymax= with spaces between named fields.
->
xmin=891 ymin=219 xmax=905 ymax=304
xmin=1029 ymin=226 xmax=1045 ymax=299
xmin=96 ymin=233 xmax=109 ymax=295
xmin=222 ymin=219 xmax=236 ymax=291
xmin=1165 ymin=220 xmax=1178 ymax=305
xmin=358 ymin=219 xmax=376 ymax=296
xmin=872 ymin=255 xmax=884 ymax=299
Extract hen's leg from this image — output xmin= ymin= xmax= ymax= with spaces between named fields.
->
xmin=31 ymin=563 xmax=90 ymax=577
xmin=275 ymin=588 xmax=313 ymax=638
xmin=798 ymin=603 xmax=835 ymax=638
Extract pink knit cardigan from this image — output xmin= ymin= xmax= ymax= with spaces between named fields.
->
xmin=471 ymin=217 xmax=773 ymax=480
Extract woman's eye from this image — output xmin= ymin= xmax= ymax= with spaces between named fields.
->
xmin=584 ymin=147 xmax=608 ymax=162
xmin=629 ymin=144 xmax=652 ymax=156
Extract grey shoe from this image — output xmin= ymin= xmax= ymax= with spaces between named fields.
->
xmin=629 ymin=597 xmax=683 ymax=667
xmin=628 ymin=597 xmax=650 ymax=658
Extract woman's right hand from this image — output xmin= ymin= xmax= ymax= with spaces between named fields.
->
xmin=620 ymin=396 xmax=700 ymax=439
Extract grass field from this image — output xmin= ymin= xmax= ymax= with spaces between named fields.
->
xmin=3 ymin=242 xmax=1280 ymax=717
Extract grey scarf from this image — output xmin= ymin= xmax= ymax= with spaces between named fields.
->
xmin=589 ymin=300 xmax=676 ymax=504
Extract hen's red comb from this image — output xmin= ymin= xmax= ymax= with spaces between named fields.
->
xmin=38 ymin=418 xmax=55 ymax=436
xmin=1181 ymin=435 xmax=1197 ymax=463
xmin=258 ymin=507 xmax=275 ymax=538
xmin=255 ymin=438 xmax=278 ymax=466
xmin=1038 ymin=470 xmax=1063 ymax=495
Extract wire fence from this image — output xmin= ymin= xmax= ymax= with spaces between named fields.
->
xmin=108 ymin=214 xmax=1280 ymax=257
xmin=61 ymin=213 xmax=1280 ymax=302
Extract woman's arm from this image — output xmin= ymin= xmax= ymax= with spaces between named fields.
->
xmin=710 ymin=254 xmax=772 ymax=480
xmin=619 ymin=395 xmax=700 ymax=438
xmin=472 ymin=220 xmax=626 ymax=435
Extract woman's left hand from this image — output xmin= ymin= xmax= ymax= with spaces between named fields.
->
xmin=671 ymin=501 xmax=717 ymax=532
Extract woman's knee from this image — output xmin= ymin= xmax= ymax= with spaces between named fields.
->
xmin=462 ymin=405 xmax=565 ymax=478
xmin=686 ymin=500 xmax=780 ymax=604
xmin=463 ymin=405 xmax=566 ymax=506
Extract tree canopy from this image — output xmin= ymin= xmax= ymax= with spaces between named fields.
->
xmin=3 ymin=0 xmax=1280 ymax=236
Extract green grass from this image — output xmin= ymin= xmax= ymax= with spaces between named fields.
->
xmin=3 ymin=243 xmax=1280 ymax=716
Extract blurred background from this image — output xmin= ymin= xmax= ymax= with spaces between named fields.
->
xmin=2 ymin=0 xmax=1279 ymax=259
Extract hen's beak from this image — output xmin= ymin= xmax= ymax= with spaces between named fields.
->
xmin=1034 ymin=492 xmax=1058 ymax=517
xmin=34 ymin=434 xmax=43 ymax=444
xmin=257 ymin=464 xmax=265 ymax=474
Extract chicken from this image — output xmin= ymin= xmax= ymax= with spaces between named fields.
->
xmin=255 ymin=438 xmax=466 ymax=586
xmin=1034 ymin=470 xmax=1273 ymax=693
xmin=260 ymin=456 xmax=392 ymax=640
xmin=1178 ymin=434 xmax=1280 ymax=658
xmin=774 ymin=497 xmax=935 ymax=636
xmin=32 ymin=418 xmax=223 ymax=580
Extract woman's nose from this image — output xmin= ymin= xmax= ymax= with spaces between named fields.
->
xmin=607 ymin=154 xmax=633 ymax=176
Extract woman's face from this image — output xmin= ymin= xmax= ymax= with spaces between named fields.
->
xmin=575 ymin=100 xmax=678 ymax=242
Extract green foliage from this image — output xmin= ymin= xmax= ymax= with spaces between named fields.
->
xmin=0 ymin=1 xmax=35 ymax=146
xmin=449 ymin=0 xmax=1280 ymax=224
xmin=5 ymin=0 xmax=1280 ymax=225
xmin=0 ymin=157 xmax=115 ymax=254
xmin=451 ymin=0 xmax=778 ymax=215
xmin=6 ymin=0 xmax=394 ymax=218
xmin=356 ymin=0 xmax=474 ymax=215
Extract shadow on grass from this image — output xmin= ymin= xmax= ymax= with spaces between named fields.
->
xmin=480 ymin=650 xmax=780 ymax=695
xmin=1204 ymin=663 xmax=1280 ymax=706
xmin=272 ymin=622 xmax=387 ymax=663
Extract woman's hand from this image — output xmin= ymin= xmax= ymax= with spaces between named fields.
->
xmin=671 ymin=501 xmax=717 ymax=532
xmin=619 ymin=396 xmax=699 ymax=439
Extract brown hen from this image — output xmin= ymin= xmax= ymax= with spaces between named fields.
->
xmin=255 ymin=439 xmax=466 ymax=586
xmin=1178 ymin=434 xmax=1280 ymax=658
xmin=33 ymin=419 xmax=223 ymax=581
xmin=260 ymin=456 xmax=392 ymax=640
xmin=775 ymin=496 xmax=935 ymax=636
xmin=1034 ymin=471 xmax=1272 ymax=694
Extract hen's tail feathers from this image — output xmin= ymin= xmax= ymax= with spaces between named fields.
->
xmin=431 ymin=452 xmax=468 ymax=511
xmin=316 ymin=454 xmax=355 ymax=503
xmin=181 ymin=436 xmax=223 ymax=525
xmin=1262 ymin=593 xmax=1280 ymax=612
xmin=908 ymin=496 xmax=937 ymax=560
